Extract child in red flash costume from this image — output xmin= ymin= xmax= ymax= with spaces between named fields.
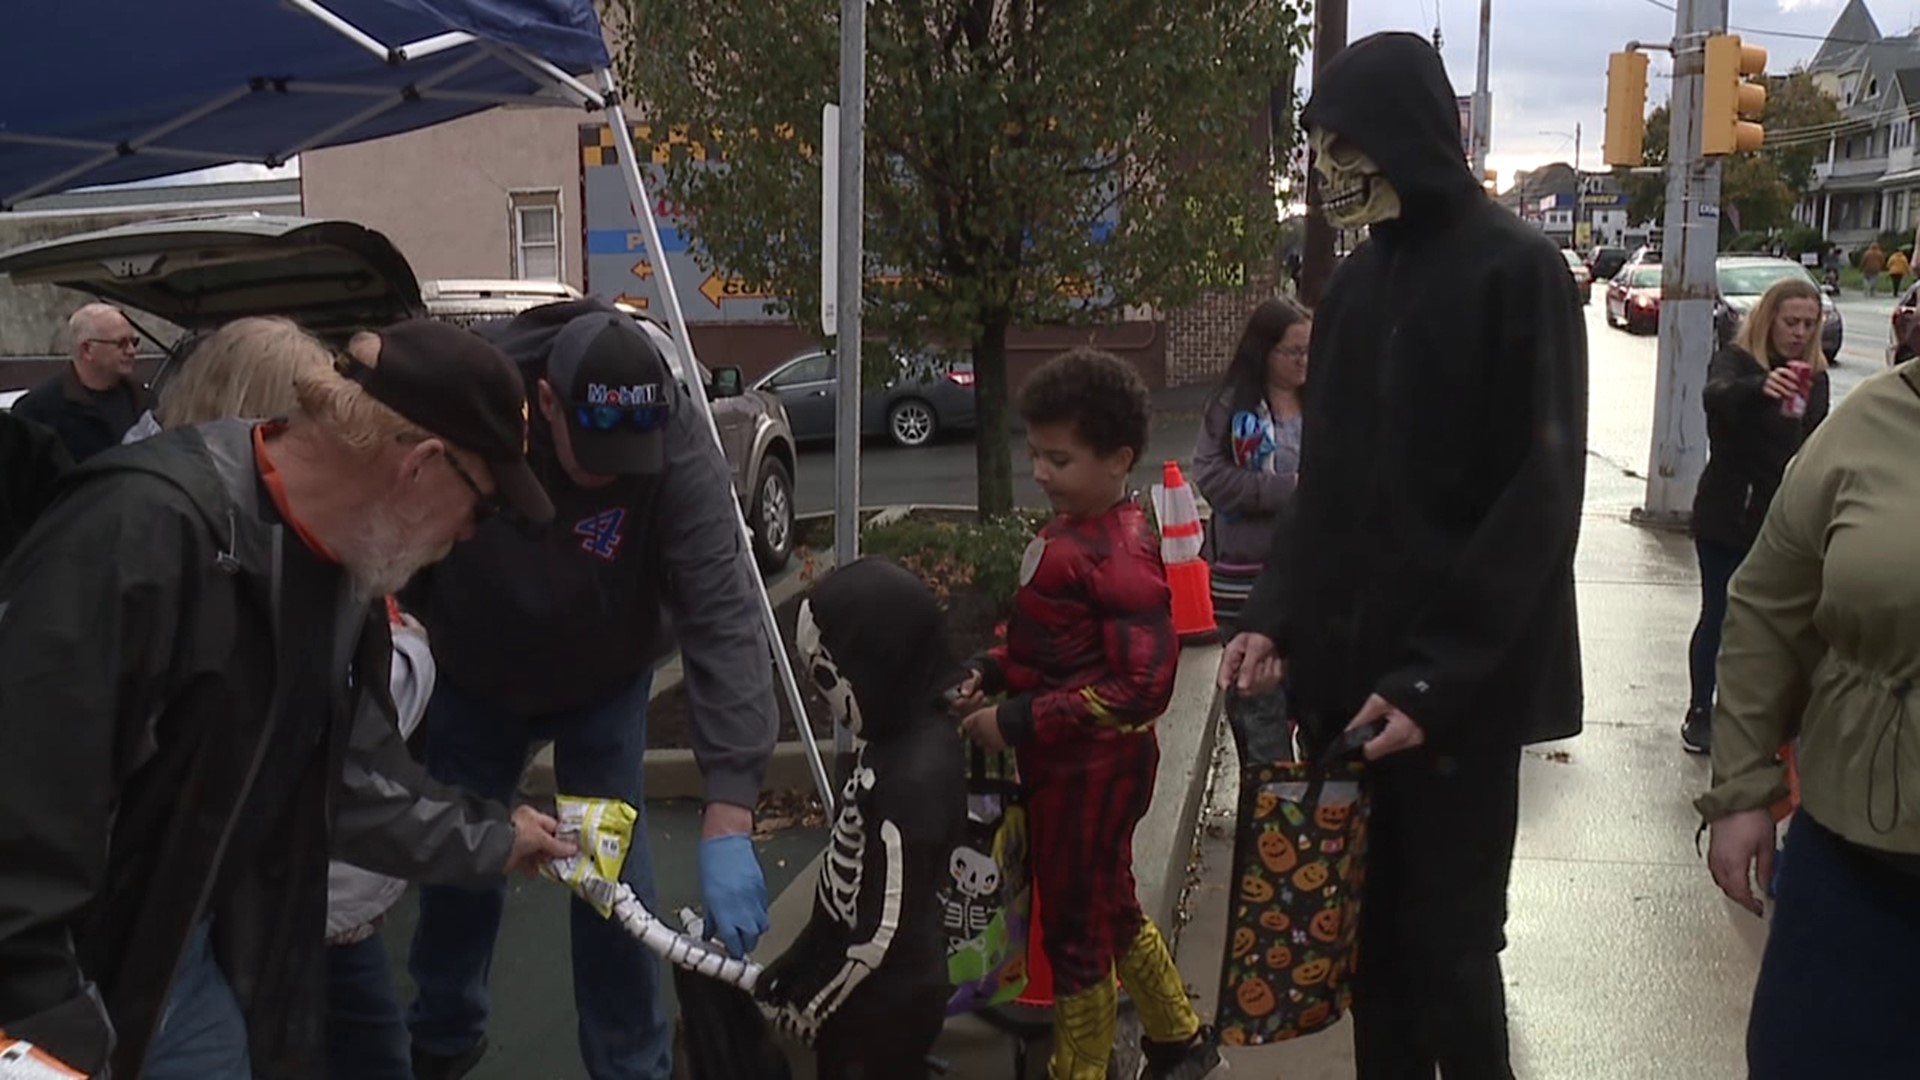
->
xmin=953 ymin=348 xmax=1224 ymax=1080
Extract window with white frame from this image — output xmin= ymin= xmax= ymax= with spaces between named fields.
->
xmin=510 ymin=190 xmax=563 ymax=281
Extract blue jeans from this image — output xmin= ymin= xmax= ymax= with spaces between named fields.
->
xmin=327 ymin=933 xmax=411 ymax=1080
xmin=1687 ymin=537 xmax=1745 ymax=713
xmin=143 ymin=922 xmax=251 ymax=1080
xmin=1747 ymin=813 xmax=1920 ymax=1077
xmin=406 ymin=673 xmax=670 ymax=1080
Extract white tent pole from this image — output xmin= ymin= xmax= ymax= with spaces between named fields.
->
xmin=284 ymin=0 xmax=393 ymax=60
xmin=595 ymin=68 xmax=836 ymax=820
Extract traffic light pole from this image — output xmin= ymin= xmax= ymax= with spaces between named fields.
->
xmin=1635 ymin=0 xmax=1729 ymax=528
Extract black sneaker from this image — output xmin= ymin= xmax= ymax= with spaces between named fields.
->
xmin=1141 ymin=1027 xmax=1228 ymax=1080
xmin=412 ymin=1037 xmax=488 ymax=1080
xmin=1681 ymin=708 xmax=1712 ymax=755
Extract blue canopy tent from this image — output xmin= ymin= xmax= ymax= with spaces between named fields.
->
xmin=0 ymin=0 xmax=832 ymax=814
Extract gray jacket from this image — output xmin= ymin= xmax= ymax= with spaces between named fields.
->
xmin=1192 ymin=390 xmax=1300 ymax=568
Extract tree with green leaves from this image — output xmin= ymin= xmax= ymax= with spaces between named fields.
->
xmin=618 ymin=0 xmax=1309 ymax=516
xmin=1621 ymin=71 xmax=1844 ymax=241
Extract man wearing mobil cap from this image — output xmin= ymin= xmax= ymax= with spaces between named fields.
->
xmin=401 ymin=299 xmax=776 ymax=1080
xmin=0 ymin=319 xmax=576 ymax=1080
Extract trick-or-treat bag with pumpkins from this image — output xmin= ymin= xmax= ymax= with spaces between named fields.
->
xmin=939 ymin=744 xmax=1032 ymax=1014
xmin=1215 ymin=691 xmax=1372 ymax=1047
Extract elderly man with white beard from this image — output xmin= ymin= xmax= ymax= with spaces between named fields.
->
xmin=0 ymin=319 xmax=577 ymax=1080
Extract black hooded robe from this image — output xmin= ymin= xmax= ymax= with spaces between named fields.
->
xmin=1238 ymin=31 xmax=1587 ymax=1078
xmin=755 ymin=557 xmax=967 ymax=1080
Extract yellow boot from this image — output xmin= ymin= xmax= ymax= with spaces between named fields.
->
xmin=1115 ymin=920 xmax=1201 ymax=1046
xmin=1049 ymin=976 xmax=1118 ymax=1080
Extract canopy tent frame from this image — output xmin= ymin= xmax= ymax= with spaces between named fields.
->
xmin=0 ymin=0 xmax=835 ymax=817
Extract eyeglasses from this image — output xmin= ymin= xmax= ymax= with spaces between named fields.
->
xmin=87 ymin=336 xmax=140 ymax=351
xmin=574 ymin=402 xmax=670 ymax=434
xmin=441 ymin=451 xmax=500 ymax=524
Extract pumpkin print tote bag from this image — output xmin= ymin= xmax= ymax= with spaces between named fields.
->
xmin=1215 ymin=690 xmax=1372 ymax=1047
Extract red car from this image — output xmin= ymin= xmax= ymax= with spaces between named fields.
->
xmin=1606 ymin=264 xmax=1663 ymax=333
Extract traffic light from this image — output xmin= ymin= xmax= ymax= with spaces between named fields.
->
xmin=1702 ymin=34 xmax=1768 ymax=155
xmin=1603 ymin=50 xmax=1650 ymax=167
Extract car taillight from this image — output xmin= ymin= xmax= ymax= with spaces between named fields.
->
xmin=947 ymin=369 xmax=975 ymax=387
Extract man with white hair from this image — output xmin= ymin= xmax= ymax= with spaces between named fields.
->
xmin=13 ymin=302 xmax=153 ymax=460
xmin=0 ymin=319 xmax=575 ymax=1080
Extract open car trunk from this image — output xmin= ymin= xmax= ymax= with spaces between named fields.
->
xmin=0 ymin=214 xmax=424 ymax=342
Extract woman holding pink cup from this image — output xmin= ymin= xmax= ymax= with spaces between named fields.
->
xmin=1684 ymin=277 xmax=1831 ymax=755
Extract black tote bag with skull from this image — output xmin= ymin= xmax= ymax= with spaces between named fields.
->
xmin=938 ymin=744 xmax=1032 ymax=1013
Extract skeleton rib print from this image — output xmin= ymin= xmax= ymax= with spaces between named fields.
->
xmin=819 ymin=757 xmax=875 ymax=927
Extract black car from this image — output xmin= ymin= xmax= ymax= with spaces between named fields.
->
xmin=1587 ymin=246 xmax=1629 ymax=282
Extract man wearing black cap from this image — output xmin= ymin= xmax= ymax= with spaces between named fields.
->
xmin=401 ymin=300 xmax=777 ymax=1080
xmin=0 ymin=319 xmax=576 ymax=1080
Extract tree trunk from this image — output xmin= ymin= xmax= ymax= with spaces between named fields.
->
xmin=972 ymin=314 xmax=1015 ymax=519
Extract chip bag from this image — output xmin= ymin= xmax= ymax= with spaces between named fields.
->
xmin=540 ymin=795 xmax=638 ymax=917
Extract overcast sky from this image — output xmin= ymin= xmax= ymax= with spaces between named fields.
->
xmin=133 ymin=2 xmax=1908 ymax=194
xmin=1330 ymin=0 xmax=1917 ymax=187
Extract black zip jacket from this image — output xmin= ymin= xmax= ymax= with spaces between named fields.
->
xmin=1240 ymin=32 xmax=1589 ymax=751
xmin=1691 ymin=344 xmax=1829 ymax=551
xmin=0 ymin=421 xmax=513 ymax=1079
xmin=12 ymin=366 xmax=152 ymax=463
xmin=0 ymin=410 xmax=72 ymax=564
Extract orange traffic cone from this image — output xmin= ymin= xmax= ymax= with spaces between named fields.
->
xmin=1153 ymin=460 xmax=1217 ymax=646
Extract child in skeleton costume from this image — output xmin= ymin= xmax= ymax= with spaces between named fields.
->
xmin=954 ymin=349 xmax=1225 ymax=1080
xmin=754 ymin=557 xmax=966 ymax=1080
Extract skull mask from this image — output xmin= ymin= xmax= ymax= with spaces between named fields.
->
xmin=1310 ymin=126 xmax=1402 ymax=229
xmin=796 ymin=599 xmax=863 ymax=736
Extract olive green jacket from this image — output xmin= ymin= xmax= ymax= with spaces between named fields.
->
xmin=1696 ymin=362 xmax=1920 ymax=856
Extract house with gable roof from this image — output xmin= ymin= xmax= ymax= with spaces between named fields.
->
xmin=1799 ymin=0 xmax=1920 ymax=246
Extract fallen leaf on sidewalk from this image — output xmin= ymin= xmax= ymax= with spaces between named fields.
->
xmin=752 ymin=788 xmax=827 ymax=838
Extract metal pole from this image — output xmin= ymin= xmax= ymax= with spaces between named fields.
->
xmin=1472 ymin=0 xmax=1492 ymax=179
xmin=831 ymin=0 xmax=866 ymax=780
xmin=1300 ymin=0 xmax=1347 ymax=305
xmin=598 ymin=72 xmax=836 ymax=818
xmin=1638 ymin=0 xmax=1727 ymax=526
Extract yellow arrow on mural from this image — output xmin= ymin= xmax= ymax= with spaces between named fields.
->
xmin=699 ymin=274 xmax=776 ymax=307
xmin=614 ymin=294 xmax=651 ymax=311
xmin=630 ymin=260 xmax=654 ymax=281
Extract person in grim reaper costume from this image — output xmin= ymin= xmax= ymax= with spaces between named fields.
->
xmin=1219 ymin=32 xmax=1589 ymax=1079
xmin=754 ymin=557 xmax=967 ymax=1079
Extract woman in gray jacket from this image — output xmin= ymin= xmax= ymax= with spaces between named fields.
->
xmin=1192 ymin=296 xmax=1310 ymax=630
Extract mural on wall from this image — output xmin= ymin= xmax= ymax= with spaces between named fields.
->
xmin=579 ymin=123 xmax=785 ymax=324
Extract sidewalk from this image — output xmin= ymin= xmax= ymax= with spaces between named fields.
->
xmin=1171 ymin=307 xmax=1767 ymax=1078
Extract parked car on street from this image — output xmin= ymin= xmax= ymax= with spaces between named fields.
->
xmin=1605 ymin=264 xmax=1664 ymax=333
xmin=755 ymin=347 xmax=977 ymax=448
xmin=1561 ymin=249 xmax=1592 ymax=304
xmin=0 ymin=215 xmax=800 ymax=570
xmin=1713 ymin=255 xmax=1844 ymax=361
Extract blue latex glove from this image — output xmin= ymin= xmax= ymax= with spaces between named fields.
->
xmin=699 ymin=834 xmax=770 ymax=958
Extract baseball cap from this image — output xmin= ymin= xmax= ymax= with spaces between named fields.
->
xmin=546 ymin=312 xmax=675 ymax=475
xmin=335 ymin=319 xmax=555 ymax=524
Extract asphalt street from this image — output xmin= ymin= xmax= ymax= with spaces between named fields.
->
xmin=792 ymin=291 xmax=1892 ymax=520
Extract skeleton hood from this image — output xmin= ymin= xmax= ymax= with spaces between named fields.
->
xmin=797 ymin=556 xmax=968 ymax=742
xmin=1300 ymin=31 xmax=1480 ymax=220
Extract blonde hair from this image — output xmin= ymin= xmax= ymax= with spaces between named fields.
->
xmin=292 ymin=330 xmax=431 ymax=456
xmin=1735 ymin=277 xmax=1829 ymax=374
xmin=156 ymin=317 xmax=332 ymax=427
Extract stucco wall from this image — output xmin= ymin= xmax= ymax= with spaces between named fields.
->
xmin=301 ymin=108 xmax=585 ymax=290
